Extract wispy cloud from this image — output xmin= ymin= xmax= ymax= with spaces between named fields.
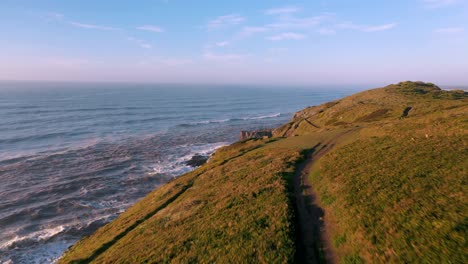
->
xmin=317 ymin=28 xmax=336 ymax=35
xmin=69 ymin=21 xmax=119 ymax=31
xmin=139 ymin=43 xmax=152 ymax=49
xmin=422 ymin=0 xmax=460 ymax=8
xmin=338 ymin=22 xmax=397 ymax=32
xmin=266 ymin=14 xmax=330 ymax=30
xmin=363 ymin=23 xmax=398 ymax=32
xmin=434 ymin=27 xmax=464 ymax=33
xmin=207 ymin=14 xmax=245 ymax=29
xmin=267 ymin=32 xmax=306 ymax=41
xmin=161 ymin=58 xmax=193 ymax=66
xmin=228 ymin=12 xmax=330 ymax=42
xmin=265 ymin=6 xmax=301 ymax=15
xmin=128 ymin=37 xmax=152 ymax=49
xmin=42 ymin=13 xmax=120 ymax=32
xmin=238 ymin=26 xmax=270 ymax=37
xmin=137 ymin=25 xmax=164 ymax=33
xmin=268 ymin=47 xmax=289 ymax=53
xmin=215 ymin=41 xmax=230 ymax=47
xmin=44 ymin=12 xmax=64 ymax=21
xmin=203 ymin=51 xmax=248 ymax=61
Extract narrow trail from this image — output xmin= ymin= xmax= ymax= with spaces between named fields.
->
xmin=294 ymin=131 xmax=355 ymax=263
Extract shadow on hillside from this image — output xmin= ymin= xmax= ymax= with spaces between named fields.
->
xmin=70 ymin=182 xmax=194 ymax=264
xmin=293 ymin=145 xmax=328 ymax=264
xmin=301 ymin=183 xmax=327 ymax=263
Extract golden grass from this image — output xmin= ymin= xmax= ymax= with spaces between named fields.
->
xmin=60 ymin=81 xmax=467 ymax=263
xmin=60 ymin=139 xmax=305 ymax=263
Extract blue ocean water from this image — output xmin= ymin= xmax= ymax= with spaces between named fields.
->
xmin=0 ymin=81 xmax=357 ymax=263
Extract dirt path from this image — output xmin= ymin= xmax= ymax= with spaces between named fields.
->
xmin=294 ymin=132 xmax=354 ymax=263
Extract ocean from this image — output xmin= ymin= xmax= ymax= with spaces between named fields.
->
xmin=0 ymin=81 xmax=356 ymax=263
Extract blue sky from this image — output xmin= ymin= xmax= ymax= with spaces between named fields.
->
xmin=1 ymin=0 xmax=467 ymax=85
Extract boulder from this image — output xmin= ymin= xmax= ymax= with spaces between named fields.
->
xmin=185 ymin=155 xmax=209 ymax=167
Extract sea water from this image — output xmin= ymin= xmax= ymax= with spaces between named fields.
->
xmin=0 ymin=81 xmax=357 ymax=263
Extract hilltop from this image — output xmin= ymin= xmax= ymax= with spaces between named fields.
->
xmin=59 ymin=82 xmax=467 ymax=263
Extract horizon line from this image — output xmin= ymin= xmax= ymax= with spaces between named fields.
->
xmin=1 ymin=79 xmax=465 ymax=89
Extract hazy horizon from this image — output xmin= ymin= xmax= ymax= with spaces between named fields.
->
xmin=1 ymin=0 xmax=467 ymax=85
xmin=1 ymin=80 xmax=467 ymax=90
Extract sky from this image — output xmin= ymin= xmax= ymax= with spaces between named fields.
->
xmin=0 ymin=0 xmax=467 ymax=86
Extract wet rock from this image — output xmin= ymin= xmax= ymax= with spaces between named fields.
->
xmin=185 ymin=155 xmax=209 ymax=167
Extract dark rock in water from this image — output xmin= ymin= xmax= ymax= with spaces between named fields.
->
xmin=186 ymin=155 xmax=209 ymax=167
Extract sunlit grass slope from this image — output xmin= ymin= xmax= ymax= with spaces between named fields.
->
xmin=274 ymin=81 xmax=466 ymax=137
xmin=60 ymin=138 xmax=316 ymax=263
xmin=60 ymin=81 xmax=467 ymax=263
xmin=315 ymin=135 xmax=467 ymax=263
xmin=301 ymin=82 xmax=467 ymax=263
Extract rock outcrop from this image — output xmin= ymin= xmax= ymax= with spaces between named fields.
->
xmin=185 ymin=155 xmax=209 ymax=167
xmin=240 ymin=130 xmax=272 ymax=140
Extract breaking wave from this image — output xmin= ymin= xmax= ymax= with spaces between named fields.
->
xmin=179 ymin=113 xmax=282 ymax=127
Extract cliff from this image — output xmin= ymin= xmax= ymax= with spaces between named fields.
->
xmin=59 ymin=82 xmax=467 ymax=263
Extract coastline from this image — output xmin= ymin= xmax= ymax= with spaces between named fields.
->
xmin=3 ymin=83 xmax=351 ymax=263
xmin=58 ymin=82 xmax=467 ymax=263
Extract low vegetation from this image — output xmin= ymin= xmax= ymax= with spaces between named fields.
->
xmin=314 ymin=135 xmax=466 ymax=263
xmin=60 ymin=82 xmax=467 ymax=263
xmin=60 ymin=138 xmax=306 ymax=263
xmin=305 ymin=82 xmax=467 ymax=263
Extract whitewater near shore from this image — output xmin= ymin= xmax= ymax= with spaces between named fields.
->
xmin=59 ymin=82 xmax=467 ymax=263
xmin=0 ymin=82 xmax=352 ymax=263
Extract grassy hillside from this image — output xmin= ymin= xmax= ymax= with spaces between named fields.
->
xmin=274 ymin=81 xmax=466 ymax=137
xmin=314 ymin=135 xmax=466 ymax=263
xmin=59 ymin=138 xmax=319 ymax=263
xmin=302 ymin=82 xmax=467 ymax=263
xmin=60 ymin=82 xmax=467 ymax=263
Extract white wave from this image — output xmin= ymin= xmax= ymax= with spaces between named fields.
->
xmin=195 ymin=119 xmax=230 ymax=125
xmin=4 ymin=239 xmax=74 ymax=264
xmin=189 ymin=113 xmax=282 ymax=126
xmin=149 ymin=161 xmax=192 ymax=177
xmin=0 ymin=225 xmax=65 ymax=250
xmin=0 ymin=213 xmax=129 ymax=263
xmin=246 ymin=113 xmax=281 ymax=120
xmin=186 ymin=142 xmax=228 ymax=156
xmin=148 ymin=142 xmax=229 ymax=177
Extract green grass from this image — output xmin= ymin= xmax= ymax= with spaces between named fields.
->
xmin=295 ymin=82 xmax=467 ymax=263
xmin=343 ymin=254 xmax=365 ymax=264
xmin=274 ymin=81 xmax=467 ymax=137
xmin=313 ymin=134 xmax=467 ymax=263
xmin=60 ymin=82 xmax=468 ymax=263
xmin=60 ymin=138 xmax=307 ymax=263
xmin=333 ymin=234 xmax=347 ymax=248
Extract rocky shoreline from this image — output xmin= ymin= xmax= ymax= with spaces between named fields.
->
xmin=185 ymin=154 xmax=210 ymax=167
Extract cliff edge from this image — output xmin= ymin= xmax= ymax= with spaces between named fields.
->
xmin=59 ymin=82 xmax=467 ymax=263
